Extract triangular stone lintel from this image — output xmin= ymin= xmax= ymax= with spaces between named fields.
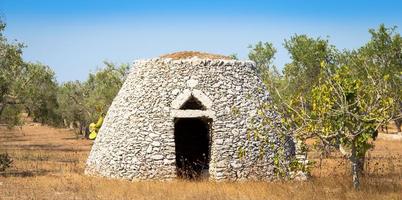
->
xmin=171 ymin=89 xmax=212 ymax=110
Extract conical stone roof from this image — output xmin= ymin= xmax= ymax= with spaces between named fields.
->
xmin=85 ymin=53 xmax=293 ymax=181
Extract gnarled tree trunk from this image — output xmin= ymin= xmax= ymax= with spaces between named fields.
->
xmin=350 ymin=144 xmax=361 ymax=190
xmin=395 ymin=118 xmax=402 ymax=133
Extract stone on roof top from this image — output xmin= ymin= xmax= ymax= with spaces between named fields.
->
xmin=160 ymin=51 xmax=232 ymax=60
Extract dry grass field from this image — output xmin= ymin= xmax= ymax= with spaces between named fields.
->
xmin=0 ymin=123 xmax=401 ymax=200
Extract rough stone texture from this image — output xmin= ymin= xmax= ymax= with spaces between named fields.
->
xmin=85 ymin=57 xmax=292 ymax=181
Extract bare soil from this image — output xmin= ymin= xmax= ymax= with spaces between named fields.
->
xmin=0 ymin=123 xmax=401 ymax=200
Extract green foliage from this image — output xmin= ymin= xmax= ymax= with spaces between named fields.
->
xmin=56 ymin=81 xmax=88 ymax=127
xmin=56 ymin=62 xmax=129 ymax=132
xmin=0 ymin=22 xmax=25 ymax=95
xmin=0 ymin=104 xmax=23 ymax=127
xmin=84 ymin=62 xmax=129 ymax=121
xmin=0 ymin=20 xmax=25 ymax=125
xmin=18 ymin=62 xmax=60 ymax=125
xmin=0 ymin=20 xmax=60 ymax=126
xmin=230 ymin=105 xmax=240 ymax=117
xmin=358 ymin=24 xmax=402 ymax=127
xmin=301 ymin=60 xmax=395 ymax=188
xmin=283 ymin=35 xmax=338 ymax=100
xmin=248 ymin=41 xmax=284 ymax=103
xmin=249 ymin=25 xmax=400 ymax=187
xmin=0 ymin=19 xmax=128 ymax=130
xmin=248 ymin=41 xmax=276 ymax=72
xmin=228 ymin=53 xmax=238 ymax=60
xmin=237 ymin=146 xmax=246 ymax=159
xmin=307 ymin=62 xmax=393 ymax=153
xmin=247 ymin=42 xmax=304 ymax=178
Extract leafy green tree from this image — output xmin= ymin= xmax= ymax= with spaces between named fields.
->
xmin=283 ymin=35 xmax=338 ymax=101
xmin=0 ymin=21 xmax=25 ymax=126
xmin=17 ymin=62 xmax=60 ymax=124
xmin=303 ymin=62 xmax=394 ymax=189
xmin=0 ymin=19 xmax=127 ymax=132
xmin=357 ymin=25 xmax=402 ymax=131
xmin=250 ymin=25 xmax=399 ymax=189
xmin=247 ymin=41 xmax=301 ymax=177
xmin=56 ymin=62 xmax=129 ymax=134
xmin=83 ymin=62 xmax=129 ymax=121
xmin=248 ymin=42 xmax=284 ymax=101
xmin=0 ymin=20 xmax=60 ymax=127
xmin=57 ymin=81 xmax=88 ymax=132
xmin=248 ymin=41 xmax=276 ymax=73
xmin=258 ymin=59 xmax=395 ymax=188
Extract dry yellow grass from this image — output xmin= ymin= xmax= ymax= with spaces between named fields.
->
xmin=0 ymin=124 xmax=401 ymax=200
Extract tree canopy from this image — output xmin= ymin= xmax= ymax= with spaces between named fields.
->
xmin=0 ymin=20 xmax=129 ymax=129
xmin=249 ymin=24 xmax=401 ymax=189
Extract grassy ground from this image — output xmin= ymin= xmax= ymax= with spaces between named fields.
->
xmin=0 ymin=124 xmax=401 ymax=200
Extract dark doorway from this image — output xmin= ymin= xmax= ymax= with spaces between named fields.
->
xmin=180 ymin=95 xmax=206 ymax=110
xmin=174 ymin=118 xmax=210 ymax=179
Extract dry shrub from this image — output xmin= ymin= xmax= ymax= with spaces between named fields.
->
xmin=0 ymin=153 xmax=12 ymax=171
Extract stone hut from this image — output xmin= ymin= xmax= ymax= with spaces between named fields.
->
xmin=85 ymin=51 xmax=293 ymax=181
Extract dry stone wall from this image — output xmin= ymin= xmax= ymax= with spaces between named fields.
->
xmin=85 ymin=57 xmax=292 ymax=181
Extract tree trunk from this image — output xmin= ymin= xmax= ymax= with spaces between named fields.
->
xmin=0 ymin=103 xmax=5 ymax=116
xmin=26 ymin=106 xmax=32 ymax=117
xmin=69 ymin=122 xmax=75 ymax=129
xmin=357 ymin=156 xmax=365 ymax=175
xmin=395 ymin=119 xmax=402 ymax=133
xmin=350 ymin=145 xmax=360 ymax=189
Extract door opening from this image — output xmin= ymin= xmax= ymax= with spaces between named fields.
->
xmin=174 ymin=117 xmax=211 ymax=179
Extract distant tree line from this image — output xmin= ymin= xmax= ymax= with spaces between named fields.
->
xmin=0 ymin=20 xmax=129 ymax=132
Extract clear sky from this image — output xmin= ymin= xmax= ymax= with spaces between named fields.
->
xmin=1 ymin=0 xmax=401 ymax=82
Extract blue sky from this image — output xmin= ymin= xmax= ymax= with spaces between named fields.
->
xmin=1 ymin=0 xmax=401 ymax=82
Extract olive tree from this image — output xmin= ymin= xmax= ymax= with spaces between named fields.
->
xmin=17 ymin=62 xmax=60 ymax=124
xmin=56 ymin=62 xmax=129 ymax=133
xmin=0 ymin=20 xmax=60 ymax=126
xmin=249 ymin=25 xmax=399 ymax=188
xmin=358 ymin=25 xmax=402 ymax=132
xmin=0 ymin=21 xmax=25 ymax=126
